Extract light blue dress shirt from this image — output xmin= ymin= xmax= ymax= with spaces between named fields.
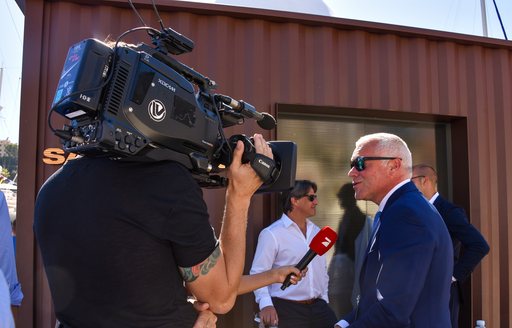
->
xmin=0 ymin=270 xmax=15 ymax=327
xmin=0 ymin=191 xmax=23 ymax=306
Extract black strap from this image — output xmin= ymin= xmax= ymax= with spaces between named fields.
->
xmin=250 ymin=153 xmax=278 ymax=183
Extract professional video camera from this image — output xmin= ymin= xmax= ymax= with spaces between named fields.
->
xmin=48 ymin=24 xmax=296 ymax=192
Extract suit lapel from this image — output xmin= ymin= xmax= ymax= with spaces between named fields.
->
xmin=358 ymin=182 xmax=419 ymax=295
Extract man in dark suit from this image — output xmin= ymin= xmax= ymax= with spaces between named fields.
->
xmin=412 ymin=164 xmax=490 ymax=328
xmin=335 ymin=133 xmax=453 ymax=328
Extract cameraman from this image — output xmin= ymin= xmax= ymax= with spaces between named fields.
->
xmin=34 ymin=134 xmax=272 ymax=327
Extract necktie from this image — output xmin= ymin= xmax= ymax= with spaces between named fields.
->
xmin=372 ymin=211 xmax=382 ymax=233
xmin=366 ymin=211 xmax=382 ymax=254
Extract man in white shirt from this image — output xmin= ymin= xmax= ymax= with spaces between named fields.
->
xmin=250 ymin=180 xmax=337 ymax=328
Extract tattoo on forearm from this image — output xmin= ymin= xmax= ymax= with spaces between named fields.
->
xmin=180 ymin=246 xmax=220 ymax=282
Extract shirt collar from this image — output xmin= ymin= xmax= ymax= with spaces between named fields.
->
xmin=281 ymin=213 xmax=312 ymax=229
xmin=281 ymin=213 xmax=294 ymax=227
xmin=378 ymin=179 xmax=410 ymax=212
xmin=429 ymin=192 xmax=440 ymax=204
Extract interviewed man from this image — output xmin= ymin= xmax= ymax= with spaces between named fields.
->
xmin=336 ymin=133 xmax=453 ymax=328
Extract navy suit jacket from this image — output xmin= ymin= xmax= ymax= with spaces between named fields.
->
xmin=344 ymin=182 xmax=453 ymax=327
xmin=433 ymin=195 xmax=489 ymax=283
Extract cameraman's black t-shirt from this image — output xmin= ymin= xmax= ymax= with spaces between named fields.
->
xmin=34 ymin=157 xmax=218 ymax=327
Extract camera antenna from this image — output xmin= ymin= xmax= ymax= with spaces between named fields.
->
xmin=128 ymin=0 xmax=147 ymax=26
xmin=151 ymin=0 xmax=166 ymax=30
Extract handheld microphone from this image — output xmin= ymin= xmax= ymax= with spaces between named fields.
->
xmin=281 ymin=226 xmax=338 ymax=290
xmin=216 ymin=95 xmax=277 ymax=130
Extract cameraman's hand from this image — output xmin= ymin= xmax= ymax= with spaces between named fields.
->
xmin=252 ymin=134 xmax=274 ymax=160
xmin=227 ymin=134 xmax=273 ymax=197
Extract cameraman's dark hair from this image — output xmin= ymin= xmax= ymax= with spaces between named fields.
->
xmin=282 ymin=180 xmax=317 ymax=214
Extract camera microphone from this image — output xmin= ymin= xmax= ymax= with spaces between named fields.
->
xmin=217 ymin=95 xmax=276 ymax=130
xmin=281 ymin=226 xmax=338 ymax=290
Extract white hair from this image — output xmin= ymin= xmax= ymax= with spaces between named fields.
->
xmin=356 ymin=133 xmax=412 ymax=173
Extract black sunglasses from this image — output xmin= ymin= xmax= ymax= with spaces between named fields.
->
xmin=350 ymin=156 xmax=400 ymax=171
xmin=302 ymin=194 xmax=318 ymax=201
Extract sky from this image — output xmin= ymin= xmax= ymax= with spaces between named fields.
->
xmin=0 ymin=0 xmax=511 ymax=144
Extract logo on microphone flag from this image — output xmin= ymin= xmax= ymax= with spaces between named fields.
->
xmin=310 ymin=226 xmax=338 ymax=255
xmin=321 ymin=237 xmax=332 ymax=248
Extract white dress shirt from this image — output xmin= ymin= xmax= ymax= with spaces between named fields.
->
xmin=250 ymin=214 xmax=330 ymax=310
xmin=428 ymin=192 xmax=440 ymax=204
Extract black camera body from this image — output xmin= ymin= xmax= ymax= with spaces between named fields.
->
xmin=50 ymin=32 xmax=296 ymax=191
